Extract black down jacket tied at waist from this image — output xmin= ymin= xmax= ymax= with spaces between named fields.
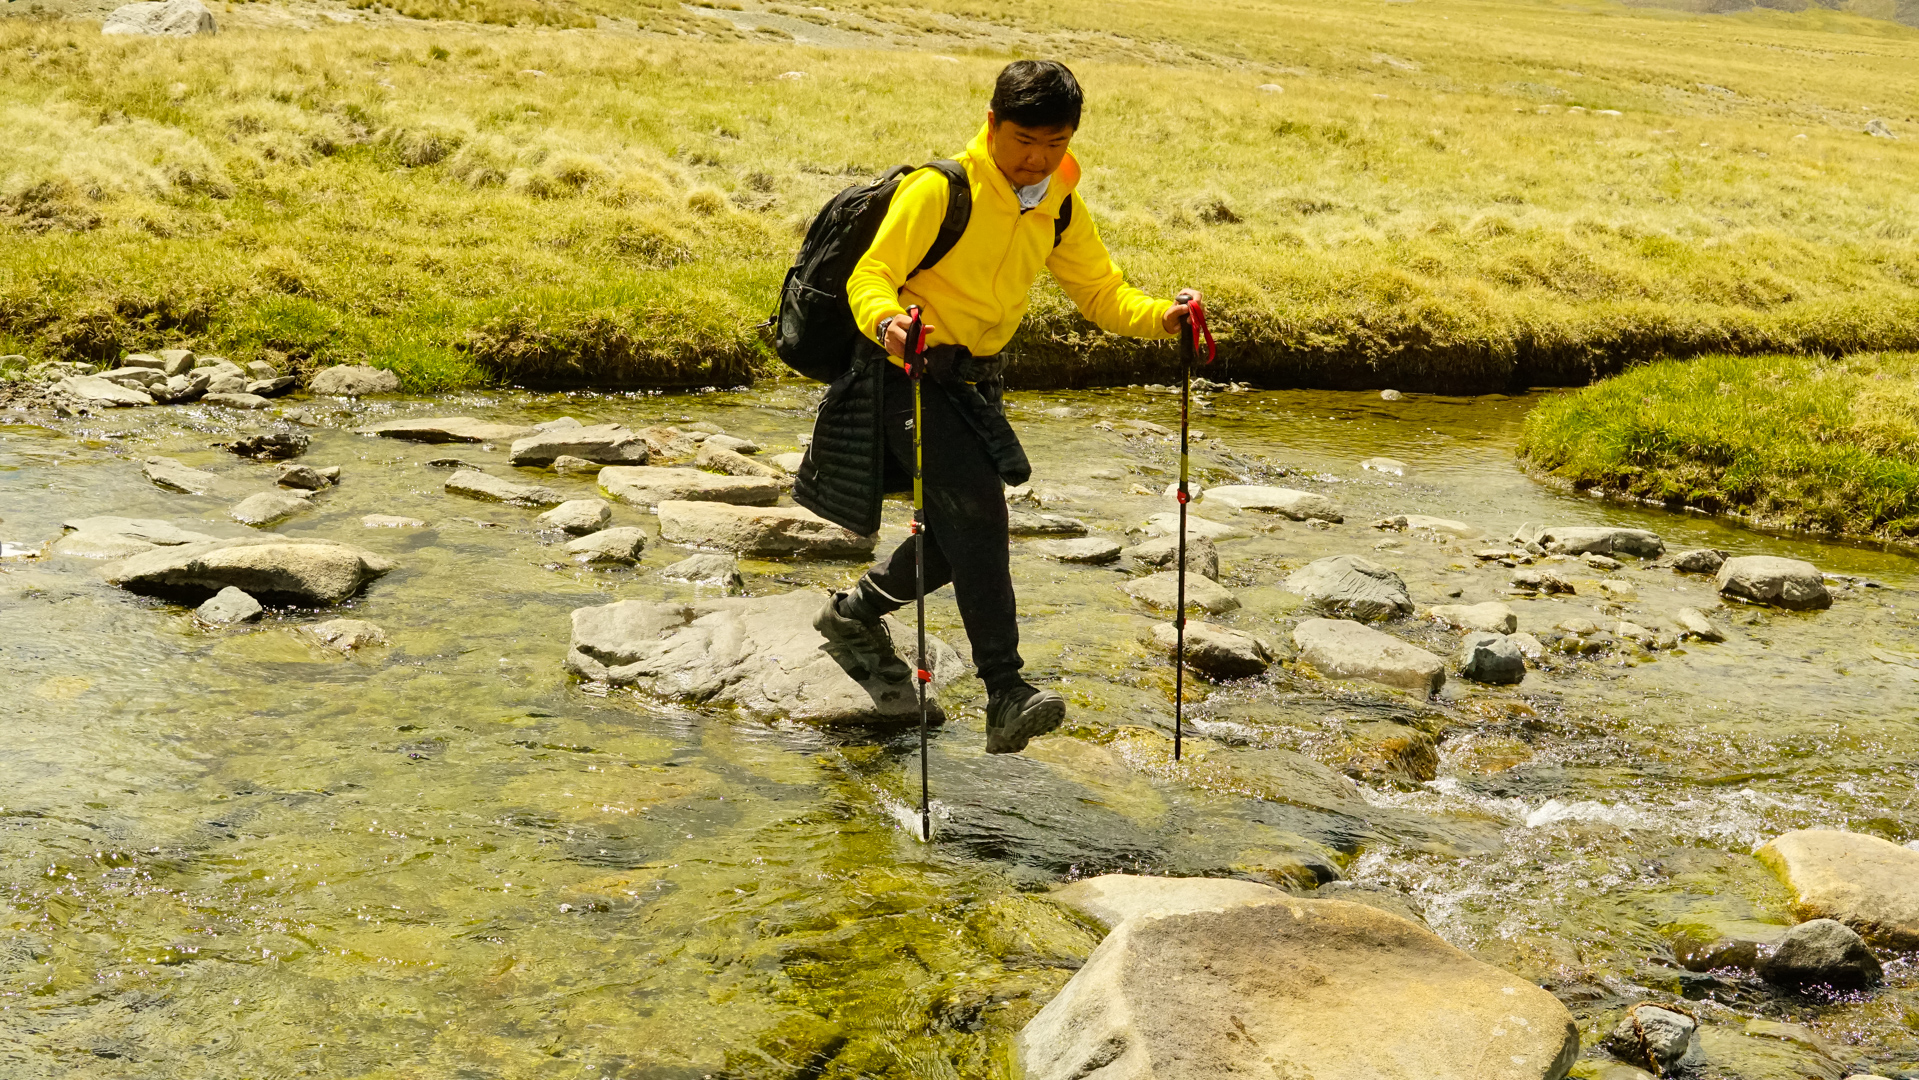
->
xmin=793 ymin=342 xmax=1032 ymax=537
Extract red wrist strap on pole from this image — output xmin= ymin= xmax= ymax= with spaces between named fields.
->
xmin=1185 ymin=297 xmax=1217 ymax=365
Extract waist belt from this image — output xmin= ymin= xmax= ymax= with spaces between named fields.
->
xmin=856 ymin=342 xmax=1029 ymax=487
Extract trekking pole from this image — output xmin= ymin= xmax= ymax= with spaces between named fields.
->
xmin=1172 ymin=292 xmax=1216 ymax=763
xmin=904 ymin=305 xmax=933 ymax=841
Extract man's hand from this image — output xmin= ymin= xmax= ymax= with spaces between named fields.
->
xmin=1163 ymin=288 xmax=1205 ymax=334
xmin=884 ymin=315 xmax=934 ymax=360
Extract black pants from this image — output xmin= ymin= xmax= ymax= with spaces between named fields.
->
xmin=855 ymin=365 xmax=1024 ymax=694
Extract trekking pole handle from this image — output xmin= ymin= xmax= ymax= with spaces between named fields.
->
xmin=903 ymin=305 xmax=929 ymax=378
xmin=1174 ymin=293 xmax=1217 ymax=365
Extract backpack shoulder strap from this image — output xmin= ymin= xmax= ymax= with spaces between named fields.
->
xmin=912 ymin=159 xmax=971 ymax=274
xmin=1054 ymin=192 xmax=1074 ymax=247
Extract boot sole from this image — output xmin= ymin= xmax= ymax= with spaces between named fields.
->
xmin=985 ymin=694 xmax=1066 ymax=754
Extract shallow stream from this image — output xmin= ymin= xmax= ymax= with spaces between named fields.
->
xmin=2 ymin=383 xmax=1915 ymax=1078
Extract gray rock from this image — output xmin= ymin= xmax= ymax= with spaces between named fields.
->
xmin=536 ymin=499 xmax=611 ymax=535
xmin=598 ymin=465 xmax=781 ymax=510
xmin=444 ymin=469 xmax=566 ymax=507
xmin=276 ymin=463 xmax=334 ymax=490
xmin=1142 ymin=512 xmax=1245 ymax=541
xmin=1673 ymin=925 xmax=1783 ymax=973
xmin=1205 ymin=485 xmax=1344 ymax=522
xmin=1293 ymin=618 xmax=1445 ymax=697
xmin=1675 ymin=607 xmax=1725 ymax=642
xmin=1374 ymin=513 xmax=1483 ymax=539
xmin=656 ymin=500 xmax=874 ymax=559
xmin=143 ymin=456 xmax=244 ymax=496
xmin=636 ymin=424 xmax=702 ymax=462
xmin=1581 ymin=552 xmax=1621 ymax=571
xmin=1150 ymin=620 xmax=1271 ymax=679
xmin=227 ymin=432 xmax=309 ymax=460
xmin=693 ymin=442 xmax=785 ymax=480
xmin=1031 ymin=537 xmax=1122 ymax=564
xmin=550 ymin=455 xmax=601 ymax=474
xmin=1359 ymin=456 xmax=1407 ymax=475
xmin=1866 ymin=118 xmax=1896 ymax=138
xmin=1050 ymin=874 xmax=1291 ymax=931
xmin=1537 ymin=525 xmax=1664 ymax=558
xmin=1007 ymin=510 xmax=1088 ymax=537
xmin=194 ymin=586 xmax=262 ymax=624
xmin=246 ymin=377 xmax=297 ymax=398
xmin=565 ymin=590 xmax=961 ymax=725
xmin=1458 ymin=632 xmax=1526 ymax=684
xmin=245 ymin=360 xmax=279 ymax=379
xmin=56 ymin=375 xmax=153 ymax=407
xmin=300 ymin=618 xmax=387 ymax=651
xmin=1021 ymin=876 xmax=1578 ymax=1080
xmin=1511 ymin=568 xmax=1574 ymax=595
xmin=1285 ymin=555 xmax=1413 ymax=620
xmin=1603 ymin=1004 xmax=1701 ymax=1074
xmin=356 ymin=416 xmax=536 ymax=443
xmin=105 ymin=536 xmax=394 ymax=605
xmin=152 ymin=371 xmax=210 ymax=403
xmin=1509 ymin=631 xmax=1546 ymax=658
xmin=509 ymin=424 xmax=651 ymax=466
xmin=1427 ymin=601 xmax=1517 ymax=634
xmin=1379 ymin=388 xmax=1404 ymax=400
xmin=102 ymin=366 xmax=165 ymax=388
xmin=1121 ymin=534 xmax=1219 ymax=580
xmin=702 ymin=433 xmax=758 ymax=454
xmin=101 ymin=0 xmax=216 ymax=35
xmin=62 ymin=516 xmax=215 ymax=548
xmin=769 ymin=451 xmax=805 ymax=474
xmin=1121 ymin=571 xmax=1240 ymax=615
xmin=1758 ymin=829 xmax=1919 ymax=950
xmin=1671 ymin=547 xmax=1728 ymax=574
xmin=535 ymin=416 xmax=583 ymax=432
xmin=231 ymin=491 xmax=312 ymax=527
xmin=362 ymin=514 xmax=426 ymax=528
xmin=307 ymin=365 xmax=399 ymax=397
xmin=565 ymin=526 xmax=646 ymax=563
xmin=203 ymin=373 xmax=247 ymax=395
xmin=121 ymin=352 xmax=167 ymax=371
xmin=201 ymin=392 xmax=272 ymax=410
xmin=1759 ymin=918 xmax=1881 ymax=989
xmin=660 ymin=553 xmax=743 ymax=594
xmin=1717 ymin=555 xmax=1831 ymax=610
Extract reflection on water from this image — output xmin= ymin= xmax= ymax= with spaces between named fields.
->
xmin=1 ymin=382 xmax=1914 ymax=1077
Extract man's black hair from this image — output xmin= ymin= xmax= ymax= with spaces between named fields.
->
xmin=990 ymin=60 xmax=1083 ymax=130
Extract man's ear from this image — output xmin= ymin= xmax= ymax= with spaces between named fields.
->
xmin=986 ymin=109 xmax=1000 ymax=130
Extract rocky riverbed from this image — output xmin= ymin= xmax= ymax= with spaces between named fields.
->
xmin=1 ymin=376 xmax=1916 ymax=1078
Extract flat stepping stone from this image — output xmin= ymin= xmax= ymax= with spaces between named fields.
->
xmin=510 ymin=424 xmax=651 ymax=466
xmin=357 ymin=416 xmax=535 ymax=443
xmin=1022 ymin=874 xmax=1576 ymax=1080
xmin=1120 ymin=571 xmax=1239 ymax=615
xmin=1426 ymin=601 xmax=1516 ymax=634
xmin=598 ymin=466 xmax=781 ymax=510
xmin=1293 ymin=617 xmax=1445 ymax=697
xmin=1758 ymin=829 xmax=1919 ymax=949
xmin=1143 ymin=512 xmax=1244 ymax=541
xmin=565 ymin=526 xmax=646 ymax=564
xmin=1537 ymin=525 xmax=1664 ymax=558
xmin=1286 ymin=555 xmax=1413 ymax=621
xmin=1718 ymin=555 xmax=1831 ymax=610
xmin=694 ymin=442 xmax=786 ymax=480
xmin=1032 ymin=537 xmax=1121 ymax=564
xmin=143 ymin=456 xmax=246 ymax=497
xmin=201 ymin=392 xmax=271 ymax=410
xmin=1008 ymin=510 xmax=1088 ymax=537
xmin=57 ymin=375 xmax=152 ymax=407
xmin=308 ymin=365 xmax=399 ymax=396
xmin=1149 ymin=620 xmax=1271 ymax=679
xmin=1375 ymin=513 xmax=1483 ymax=539
xmin=656 ymin=501 xmax=874 ymax=559
xmin=444 ymin=469 xmax=566 ymax=507
xmin=565 ymin=589 xmax=961 ymax=726
xmin=1205 ymin=485 xmax=1344 ymax=522
xmin=105 ymin=536 xmax=393 ymax=605
xmin=231 ymin=490 xmax=313 ymax=527
xmin=660 ymin=553 xmax=743 ymax=594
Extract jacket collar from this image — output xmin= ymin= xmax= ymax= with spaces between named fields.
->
xmin=966 ymin=122 xmax=1080 ymax=216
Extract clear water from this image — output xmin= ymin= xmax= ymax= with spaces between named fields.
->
xmin=1 ymin=383 xmax=1914 ymax=1078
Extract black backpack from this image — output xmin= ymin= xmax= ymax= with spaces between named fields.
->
xmin=770 ymin=160 xmax=1074 ymax=382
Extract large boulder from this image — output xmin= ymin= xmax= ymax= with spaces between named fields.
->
xmin=101 ymin=0 xmax=216 ymax=34
xmin=1537 ymin=526 xmax=1664 ymax=558
xmin=564 ymin=590 xmax=961 ymax=725
xmin=1205 ymin=485 xmax=1344 ymax=522
xmin=1756 ymin=830 xmax=1919 ymax=949
xmin=656 ymin=500 xmax=873 ymax=559
xmin=444 ymin=469 xmax=565 ymax=507
xmin=1149 ymin=620 xmax=1271 ymax=679
xmin=598 ymin=466 xmax=781 ymax=510
xmin=1285 ymin=555 xmax=1412 ymax=620
xmin=1717 ymin=555 xmax=1831 ymax=610
xmin=1022 ymin=875 xmax=1579 ymax=1080
xmin=510 ymin=424 xmax=650 ymax=466
xmin=307 ymin=365 xmax=399 ymax=397
xmin=105 ymin=536 xmax=393 ymax=605
xmin=1120 ymin=571 xmax=1239 ymax=615
xmin=356 ymin=416 xmax=535 ymax=444
xmin=142 ymin=456 xmax=245 ymax=497
xmin=1294 ymin=618 xmax=1445 ymax=697
xmin=1758 ymin=918 xmax=1882 ymax=990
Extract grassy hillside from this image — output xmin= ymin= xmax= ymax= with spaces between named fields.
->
xmin=2 ymin=0 xmax=1918 ymax=389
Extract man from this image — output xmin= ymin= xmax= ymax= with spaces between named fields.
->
xmin=798 ymin=60 xmax=1203 ymax=754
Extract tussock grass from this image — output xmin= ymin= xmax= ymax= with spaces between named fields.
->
xmin=1517 ymin=352 xmax=1919 ymax=541
xmin=2 ymin=0 xmax=1918 ymax=389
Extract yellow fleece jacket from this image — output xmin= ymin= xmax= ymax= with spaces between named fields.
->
xmin=847 ymin=124 xmax=1174 ymax=360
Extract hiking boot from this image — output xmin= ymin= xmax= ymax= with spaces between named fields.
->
xmin=813 ymin=592 xmax=911 ymax=683
xmin=984 ymin=683 xmax=1066 ymax=754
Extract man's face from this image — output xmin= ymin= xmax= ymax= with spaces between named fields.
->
xmin=987 ymin=112 xmax=1075 ymax=189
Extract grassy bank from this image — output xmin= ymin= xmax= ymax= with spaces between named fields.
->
xmin=3 ymin=0 xmax=1919 ymax=390
xmin=1517 ymin=352 xmax=1919 ymax=541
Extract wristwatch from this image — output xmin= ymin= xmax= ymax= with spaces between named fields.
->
xmin=877 ymin=315 xmax=898 ymax=341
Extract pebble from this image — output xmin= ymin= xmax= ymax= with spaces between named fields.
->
xmin=276 ymin=463 xmax=335 ymax=490
xmin=231 ymin=490 xmax=313 ymax=527
xmin=1380 ymin=389 xmax=1404 ymax=401
xmin=1604 ymin=1004 xmax=1700 ymax=1074
xmin=551 ymin=455 xmax=602 ymax=474
xmin=1359 ymin=457 xmax=1408 ymax=476
xmin=1581 ymin=553 xmax=1621 ymax=571
xmin=195 ymin=586 xmax=263 ymax=625
xmin=1674 ymin=607 xmax=1724 ymax=642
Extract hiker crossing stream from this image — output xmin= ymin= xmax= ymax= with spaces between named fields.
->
xmin=2 ymin=382 xmax=1915 ymax=1076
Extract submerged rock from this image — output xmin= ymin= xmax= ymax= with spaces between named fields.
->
xmin=143 ymin=456 xmax=244 ymax=497
xmin=1375 ymin=513 xmax=1483 ymax=539
xmin=1121 ymin=571 xmax=1239 ymax=615
xmin=1603 ymin=1004 xmax=1701 ymax=1074
xmin=357 ymin=416 xmax=535 ymax=444
xmin=308 ymin=365 xmax=399 ymax=397
xmin=598 ymin=466 xmax=781 ymax=510
xmin=1294 ymin=618 xmax=1445 ymax=697
xmin=1359 ymin=456 xmax=1408 ymax=475
xmin=105 ymin=536 xmax=393 ymax=605
xmin=362 ymin=514 xmax=427 ymax=528
xmin=195 ymin=586 xmax=262 ymax=625
xmin=1538 ymin=525 xmax=1664 ymax=558
xmin=300 ymin=619 xmax=388 ymax=652
xmin=1031 ymin=537 xmax=1121 ymax=564
xmin=1458 ymin=632 xmax=1526 ymax=684
xmin=1427 ymin=601 xmax=1517 ymax=634
xmin=1286 ymin=554 xmax=1413 ymax=620
xmin=660 ymin=553 xmax=744 ymax=594
xmin=226 ymin=433 xmax=309 ymax=460
xmin=564 ymin=590 xmax=960 ymax=725
xmin=1205 ymin=485 xmax=1344 ymax=522
xmin=1337 ymin=721 xmax=1440 ymax=785
xmin=1121 ymin=534 xmax=1219 ymax=580
xmin=510 ymin=424 xmax=651 ymax=466
xmin=536 ymin=499 xmax=611 ymax=535
xmin=1142 ymin=512 xmax=1244 ymax=541
xmin=565 ymin=526 xmax=646 ymax=564
xmin=1021 ymin=875 xmax=1579 ymax=1080
xmin=56 ymin=516 xmax=216 ymax=558
xmin=1757 ymin=830 xmax=1919 ymax=949
xmin=230 ymin=490 xmax=313 ymax=527
xmin=1759 ymin=918 xmax=1882 ymax=990
xmin=1150 ymin=620 xmax=1271 ymax=679
xmin=1718 ymin=555 xmax=1831 ymax=610
xmin=656 ymin=501 xmax=873 ymax=559
xmin=444 ymin=469 xmax=566 ymax=507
